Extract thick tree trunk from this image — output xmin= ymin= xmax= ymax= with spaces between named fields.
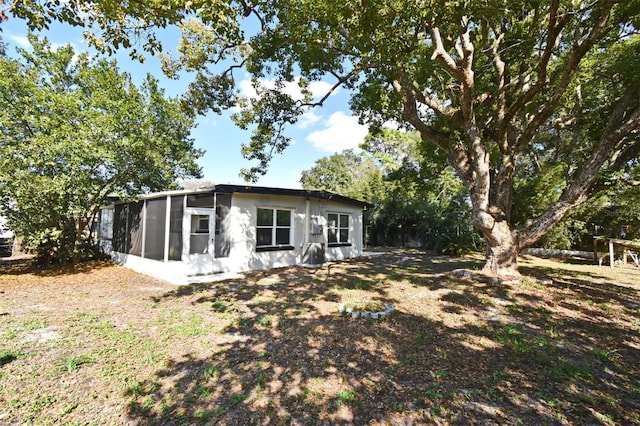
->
xmin=472 ymin=213 xmax=521 ymax=278
xmin=482 ymin=224 xmax=519 ymax=278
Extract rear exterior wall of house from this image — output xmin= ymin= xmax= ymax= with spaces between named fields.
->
xmin=98 ymin=188 xmax=365 ymax=281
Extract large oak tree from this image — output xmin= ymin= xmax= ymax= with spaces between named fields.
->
xmin=5 ymin=0 xmax=640 ymax=276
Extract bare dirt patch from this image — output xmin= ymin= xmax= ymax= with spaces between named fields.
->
xmin=1 ymin=251 xmax=639 ymax=425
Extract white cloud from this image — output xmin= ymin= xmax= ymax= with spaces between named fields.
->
xmin=7 ymin=34 xmax=82 ymax=63
xmin=8 ymin=35 xmax=30 ymax=49
xmin=238 ymin=78 xmax=259 ymax=99
xmin=297 ymin=110 xmax=322 ymax=129
xmin=308 ymin=80 xmax=336 ymax=99
xmin=236 ymin=76 xmax=365 ymax=153
xmin=306 ymin=111 xmax=369 ymax=152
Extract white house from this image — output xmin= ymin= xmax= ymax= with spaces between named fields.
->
xmin=98 ymin=185 xmax=369 ymax=284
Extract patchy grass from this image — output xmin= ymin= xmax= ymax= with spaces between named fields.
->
xmin=1 ymin=251 xmax=639 ymax=424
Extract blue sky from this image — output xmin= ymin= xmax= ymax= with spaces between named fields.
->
xmin=1 ymin=15 xmax=370 ymax=189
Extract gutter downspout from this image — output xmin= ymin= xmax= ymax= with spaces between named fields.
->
xmin=213 ymin=192 xmax=217 ymax=258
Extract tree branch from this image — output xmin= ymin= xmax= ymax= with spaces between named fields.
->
xmin=392 ymin=78 xmax=472 ymax=186
xmin=502 ymin=0 xmax=569 ymax=132
xmin=515 ymin=1 xmax=615 ymax=152
xmin=428 ymin=26 xmax=463 ymax=80
xmin=519 ymin=82 xmax=640 ymax=248
xmin=298 ymin=69 xmax=360 ymax=109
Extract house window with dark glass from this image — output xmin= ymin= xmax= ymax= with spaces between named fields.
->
xmin=256 ymin=208 xmax=293 ymax=251
xmin=328 ymin=213 xmax=350 ymax=246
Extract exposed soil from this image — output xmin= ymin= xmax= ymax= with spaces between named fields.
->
xmin=1 ymin=250 xmax=639 ymax=425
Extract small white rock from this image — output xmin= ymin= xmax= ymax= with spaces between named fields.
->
xmin=346 ymin=306 xmax=354 ymax=314
xmin=338 ymin=303 xmax=346 ymax=313
xmin=351 ymin=311 xmax=360 ymax=319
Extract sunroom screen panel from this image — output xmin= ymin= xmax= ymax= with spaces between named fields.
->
xmin=144 ymin=198 xmax=167 ymax=260
xmin=128 ymin=201 xmax=143 ymax=256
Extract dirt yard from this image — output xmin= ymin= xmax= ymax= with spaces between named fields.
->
xmin=1 ymin=251 xmax=639 ymax=425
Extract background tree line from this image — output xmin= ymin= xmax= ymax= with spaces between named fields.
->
xmin=301 ymin=129 xmax=639 ymax=254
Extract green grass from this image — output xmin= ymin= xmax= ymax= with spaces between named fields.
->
xmin=229 ymin=393 xmax=246 ymax=406
xmin=252 ymin=294 xmax=278 ymax=304
xmin=193 ymin=407 xmax=225 ymax=420
xmin=208 ymin=299 xmax=237 ymax=312
xmin=496 ymin=323 xmax=534 ymax=354
xmin=592 ymin=348 xmax=621 ymax=363
xmin=59 ymin=354 xmax=95 ymax=373
xmin=336 ymin=389 xmax=359 ymax=406
xmin=58 ymin=402 xmax=78 ymax=416
xmin=0 ymin=348 xmax=22 ymax=366
xmin=550 ymin=361 xmax=593 ymax=381
xmin=203 ymin=364 xmax=221 ymax=381
xmin=424 ymin=387 xmax=444 ymax=400
xmin=256 ymin=315 xmax=272 ymax=326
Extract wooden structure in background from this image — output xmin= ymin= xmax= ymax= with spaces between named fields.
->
xmin=594 ymin=238 xmax=640 ymax=268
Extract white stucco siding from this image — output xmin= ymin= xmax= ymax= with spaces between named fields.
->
xmin=228 ymin=193 xmax=305 ymax=271
xmin=323 ymin=202 xmax=364 ymax=262
xmin=228 ymin=193 xmax=364 ymax=271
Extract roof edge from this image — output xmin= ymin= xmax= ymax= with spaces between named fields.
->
xmin=107 ymin=184 xmax=372 ymax=208
xmin=209 ymin=184 xmax=372 ymax=208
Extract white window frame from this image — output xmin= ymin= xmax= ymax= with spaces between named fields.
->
xmin=327 ymin=212 xmax=350 ymax=246
xmin=192 ymin=215 xmax=209 ymax=234
xmin=256 ymin=207 xmax=293 ymax=250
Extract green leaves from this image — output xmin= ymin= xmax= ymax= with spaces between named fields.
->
xmin=0 ymin=35 xmax=202 ymax=262
xmin=299 ymin=150 xmax=384 ymax=202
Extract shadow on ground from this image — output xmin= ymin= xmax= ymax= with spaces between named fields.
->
xmin=0 ymin=257 xmax=113 ymax=277
xmin=126 ymin=250 xmax=640 ymax=425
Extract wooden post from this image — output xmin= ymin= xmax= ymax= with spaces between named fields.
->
xmin=609 ymin=239 xmax=615 ymax=268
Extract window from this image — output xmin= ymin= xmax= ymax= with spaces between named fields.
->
xmin=328 ymin=213 xmax=350 ymax=246
xmin=98 ymin=208 xmax=114 ymax=240
xmin=190 ymin=214 xmax=210 ymax=254
xmin=256 ymin=208 xmax=293 ymax=250
xmin=187 ymin=193 xmax=214 ymax=208
xmin=192 ymin=215 xmax=209 ymax=233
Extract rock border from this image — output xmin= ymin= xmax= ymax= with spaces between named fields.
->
xmin=338 ymin=303 xmax=395 ymax=319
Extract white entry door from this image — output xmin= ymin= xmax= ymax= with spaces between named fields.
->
xmin=184 ymin=208 xmax=215 ymax=262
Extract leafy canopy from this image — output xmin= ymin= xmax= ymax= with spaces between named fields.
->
xmin=299 ymin=149 xmax=384 ymax=203
xmin=0 ymin=35 xmax=202 ymax=262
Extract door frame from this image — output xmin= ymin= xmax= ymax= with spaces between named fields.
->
xmin=183 ymin=207 xmax=216 ymax=262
